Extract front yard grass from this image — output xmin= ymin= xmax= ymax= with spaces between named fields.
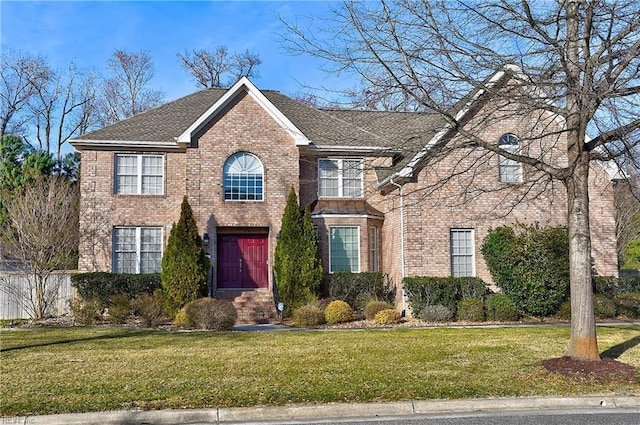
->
xmin=1 ymin=325 xmax=638 ymax=416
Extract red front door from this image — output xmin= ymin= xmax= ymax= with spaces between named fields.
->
xmin=217 ymin=234 xmax=268 ymax=289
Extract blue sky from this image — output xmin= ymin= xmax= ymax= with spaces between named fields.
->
xmin=1 ymin=0 xmax=345 ymax=102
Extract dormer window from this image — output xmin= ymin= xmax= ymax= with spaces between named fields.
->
xmin=224 ymin=152 xmax=264 ymax=201
xmin=498 ymin=134 xmax=522 ymax=183
xmin=318 ymin=158 xmax=363 ymax=197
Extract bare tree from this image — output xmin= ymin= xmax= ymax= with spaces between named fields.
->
xmin=177 ymin=46 xmax=261 ymax=88
xmin=0 ymin=50 xmax=51 ymax=137
xmin=98 ymin=50 xmax=164 ymax=125
xmin=0 ymin=176 xmax=78 ymax=319
xmin=27 ymin=63 xmax=98 ymax=165
xmin=615 ymin=178 xmax=640 ymax=268
xmin=281 ymin=1 xmax=640 ymax=361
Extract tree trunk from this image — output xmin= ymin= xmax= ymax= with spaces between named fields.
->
xmin=565 ymin=153 xmax=600 ymax=361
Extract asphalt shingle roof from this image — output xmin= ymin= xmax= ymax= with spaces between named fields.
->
xmin=76 ymin=86 xmax=445 ymax=151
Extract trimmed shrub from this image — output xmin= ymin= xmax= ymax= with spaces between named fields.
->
xmin=481 ymin=222 xmax=569 ymax=317
xmin=107 ymin=294 xmax=132 ymax=324
xmin=70 ymin=297 xmax=102 ymax=325
xmin=324 ymin=300 xmax=354 ymax=324
xmin=556 ymin=299 xmax=572 ymax=320
xmin=457 ymin=298 xmax=485 ymax=322
xmin=594 ymin=275 xmax=640 ymax=298
xmin=614 ymin=292 xmax=640 ymax=319
xmin=329 ymin=272 xmax=395 ymax=311
xmin=180 ymin=298 xmax=237 ymax=331
xmin=133 ymin=290 xmax=168 ymax=327
xmin=161 ymin=196 xmax=210 ymax=314
xmin=71 ymin=272 xmax=161 ymax=308
xmin=364 ymin=300 xmax=394 ymax=320
xmin=486 ymin=294 xmax=519 ymax=322
xmin=374 ymin=309 xmax=401 ymax=325
xmin=593 ymin=294 xmax=617 ymax=319
xmin=292 ymin=305 xmax=325 ymax=327
xmin=417 ymin=304 xmax=453 ymax=323
xmin=403 ymin=276 xmax=487 ymax=317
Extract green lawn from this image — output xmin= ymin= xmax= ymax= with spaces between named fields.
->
xmin=1 ymin=325 xmax=638 ymax=416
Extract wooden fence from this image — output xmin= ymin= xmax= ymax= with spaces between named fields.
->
xmin=0 ymin=271 xmax=76 ymax=320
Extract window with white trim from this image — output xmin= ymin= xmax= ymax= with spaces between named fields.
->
xmin=369 ymin=226 xmax=379 ymax=272
xmin=114 ymin=154 xmax=164 ymax=195
xmin=450 ymin=229 xmax=474 ymax=277
xmin=224 ymin=152 xmax=264 ymax=201
xmin=329 ymin=226 xmax=360 ymax=273
xmin=498 ymin=134 xmax=522 ymax=183
xmin=113 ymin=227 xmax=163 ymax=274
xmin=319 ymin=159 xmax=363 ymax=197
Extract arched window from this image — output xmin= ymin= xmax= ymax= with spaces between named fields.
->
xmin=223 ymin=152 xmax=264 ymax=201
xmin=498 ymin=134 xmax=522 ymax=183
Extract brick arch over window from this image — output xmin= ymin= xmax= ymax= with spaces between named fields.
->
xmin=498 ymin=133 xmax=523 ymax=183
xmin=223 ymin=152 xmax=264 ymax=201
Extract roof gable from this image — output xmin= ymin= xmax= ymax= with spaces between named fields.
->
xmin=177 ymin=77 xmax=310 ymax=146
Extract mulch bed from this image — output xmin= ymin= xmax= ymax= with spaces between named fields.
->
xmin=541 ymin=356 xmax=638 ymax=384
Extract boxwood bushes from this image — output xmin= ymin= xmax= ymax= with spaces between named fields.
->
xmin=72 ymin=272 xmax=161 ymax=308
xmin=403 ymin=276 xmax=488 ymax=321
xmin=329 ymin=272 xmax=395 ymax=311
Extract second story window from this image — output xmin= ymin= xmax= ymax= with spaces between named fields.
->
xmin=224 ymin=152 xmax=264 ymax=201
xmin=319 ymin=158 xmax=363 ymax=197
xmin=115 ymin=154 xmax=164 ymax=195
xmin=498 ymin=134 xmax=523 ymax=183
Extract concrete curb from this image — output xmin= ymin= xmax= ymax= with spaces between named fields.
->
xmin=12 ymin=395 xmax=640 ymax=425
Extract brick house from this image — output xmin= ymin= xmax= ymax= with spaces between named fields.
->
xmin=70 ymin=70 xmax=619 ymax=322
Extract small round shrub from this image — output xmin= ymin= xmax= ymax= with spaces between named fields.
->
xmin=593 ymin=294 xmax=617 ymax=319
xmin=457 ymin=298 xmax=485 ymax=322
xmin=374 ymin=308 xmax=401 ymax=325
xmin=70 ymin=297 xmax=102 ymax=325
xmin=183 ymin=298 xmax=237 ymax=330
xmin=364 ymin=300 xmax=394 ymax=320
xmin=417 ymin=304 xmax=453 ymax=323
xmin=108 ymin=294 xmax=133 ymax=324
xmin=292 ymin=305 xmax=325 ymax=327
xmin=614 ymin=292 xmax=640 ymax=319
xmin=324 ymin=300 xmax=354 ymax=324
xmin=485 ymin=294 xmax=519 ymax=322
xmin=556 ymin=299 xmax=571 ymax=320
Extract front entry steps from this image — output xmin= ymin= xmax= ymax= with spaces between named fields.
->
xmin=214 ymin=289 xmax=279 ymax=324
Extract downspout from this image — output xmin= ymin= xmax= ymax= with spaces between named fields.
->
xmin=390 ymin=177 xmax=407 ymax=317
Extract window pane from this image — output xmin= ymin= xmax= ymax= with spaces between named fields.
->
xmin=224 ymin=153 xmax=264 ymax=201
xmin=140 ymin=228 xmax=162 ymax=273
xmin=114 ymin=228 xmax=137 ymax=273
xmin=451 ymin=229 xmax=474 ymax=277
xmin=141 ymin=156 xmax=163 ymax=194
xmin=330 ymin=227 xmax=360 ymax=273
xmin=115 ymin=155 xmax=138 ymax=194
xmin=319 ymin=159 xmax=339 ymax=197
xmin=369 ymin=227 xmax=378 ymax=272
xmin=498 ymin=136 xmax=522 ymax=183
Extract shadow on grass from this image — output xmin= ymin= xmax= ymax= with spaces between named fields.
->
xmin=600 ymin=335 xmax=640 ymax=359
xmin=0 ymin=327 xmax=257 ymax=353
xmin=0 ymin=329 xmax=159 ymax=353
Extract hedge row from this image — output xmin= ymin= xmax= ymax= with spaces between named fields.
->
xmin=403 ymin=276 xmax=488 ymax=317
xmin=329 ymin=272 xmax=395 ymax=310
xmin=71 ymin=272 xmax=161 ymax=308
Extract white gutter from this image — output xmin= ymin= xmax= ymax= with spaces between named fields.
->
xmin=390 ymin=177 xmax=407 ymax=316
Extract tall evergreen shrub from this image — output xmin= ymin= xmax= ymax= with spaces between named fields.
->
xmin=273 ymin=187 xmax=322 ymax=316
xmin=481 ymin=222 xmax=569 ymax=317
xmin=161 ymin=196 xmax=210 ymax=313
